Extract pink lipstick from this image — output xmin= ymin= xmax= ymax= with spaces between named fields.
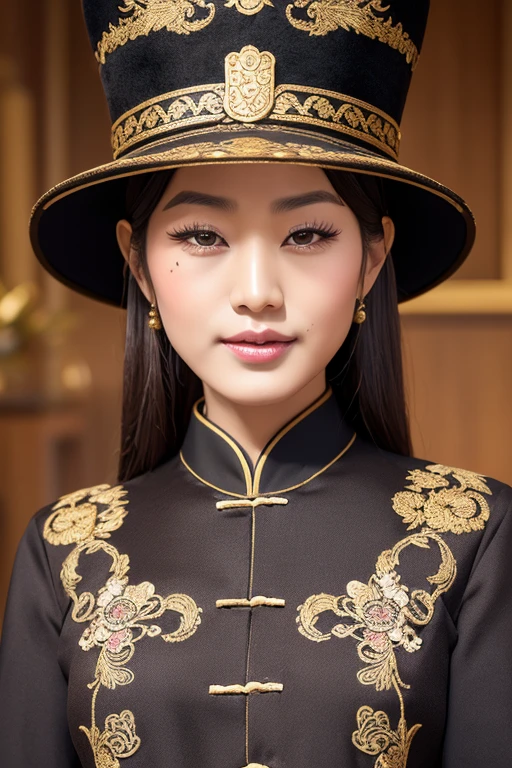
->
xmin=221 ymin=329 xmax=296 ymax=363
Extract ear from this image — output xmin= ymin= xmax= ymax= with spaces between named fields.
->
xmin=362 ymin=215 xmax=395 ymax=295
xmin=116 ymin=219 xmax=153 ymax=303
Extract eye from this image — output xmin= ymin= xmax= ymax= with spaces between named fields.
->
xmin=284 ymin=222 xmax=341 ymax=250
xmin=287 ymin=230 xmax=321 ymax=246
xmin=191 ymin=231 xmax=221 ymax=247
xmin=166 ymin=224 xmax=227 ymax=252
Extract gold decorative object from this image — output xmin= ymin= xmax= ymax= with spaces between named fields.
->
xmin=148 ymin=302 xmax=162 ymax=330
xmin=353 ymin=297 xmax=366 ymax=324
xmin=224 ymin=46 xmax=276 ymax=123
xmin=224 ymin=0 xmax=274 ymax=14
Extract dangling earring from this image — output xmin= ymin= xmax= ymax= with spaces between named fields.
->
xmin=148 ymin=302 xmax=162 ymax=330
xmin=353 ymin=297 xmax=366 ymax=324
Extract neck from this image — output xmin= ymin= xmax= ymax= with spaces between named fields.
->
xmin=202 ymin=372 xmax=327 ymax=467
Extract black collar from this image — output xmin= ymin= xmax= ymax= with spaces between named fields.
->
xmin=180 ymin=388 xmax=356 ymax=498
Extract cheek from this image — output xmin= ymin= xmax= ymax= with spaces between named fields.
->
xmin=295 ymin=242 xmax=362 ymax=327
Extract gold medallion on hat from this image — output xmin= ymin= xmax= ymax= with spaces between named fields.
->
xmin=224 ymin=0 xmax=274 ymax=14
xmin=224 ymin=45 xmax=276 ymax=123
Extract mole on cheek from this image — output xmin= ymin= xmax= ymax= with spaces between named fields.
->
xmin=176 ymin=261 xmax=179 ymax=266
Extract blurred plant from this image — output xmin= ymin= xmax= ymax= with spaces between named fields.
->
xmin=0 ymin=280 xmax=76 ymax=357
xmin=0 ymin=280 xmax=92 ymax=398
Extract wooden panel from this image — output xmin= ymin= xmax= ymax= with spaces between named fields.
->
xmin=402 ymin=315 xmax=512 ymax=484
xmin=400 ymin=0 xmax=502 ymax=280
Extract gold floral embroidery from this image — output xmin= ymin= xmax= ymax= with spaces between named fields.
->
xmin=224 ymin=0 xmax=274 ymax=13
xmin=352 ymin=706 xmax=421 ymax=768
xmin=285 ymin=0 xmax=419 ymax=71
xmin=44 ymin=485 xmax=202 ymax=765
xmin=392 ymin=464 xmax=491 ymax=534
xmin=44 ymin=484 xmax=129 ymax=545
xmin=112 ymin=87 xmax=225 ymax=158
xmin=95 ymin=0 xmax=216 ymax=65
xmin=297 ymin=531 xmax=456 ymax=690
xmin=111 ymin=80 xmax=399 ymax=159
xmin=273 ymin=89 xmax=399 ymax=158
xmin=297 ymin=462 xmax=491 ymax=767
xmin=80 ymin=710 xmax=140 ymax=768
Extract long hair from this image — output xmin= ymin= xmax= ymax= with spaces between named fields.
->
xmin=118 ymin=167 xmax=411 ymax=481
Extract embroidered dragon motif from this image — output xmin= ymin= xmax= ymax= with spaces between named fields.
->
xmin=285 ymin=0 xmax=419 ymax=70
xmin=95 ymin=0 xmax=216 ymax=64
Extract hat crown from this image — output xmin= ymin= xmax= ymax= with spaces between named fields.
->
xmin=82 ymin=0 xmax=430 ymax=160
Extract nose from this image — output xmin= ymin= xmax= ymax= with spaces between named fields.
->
xmin=229 ymin=238 xmax=284 ymax=314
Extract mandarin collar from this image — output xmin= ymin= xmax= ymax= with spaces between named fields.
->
xmin=179 ymin=388 xmax=356 ymax=498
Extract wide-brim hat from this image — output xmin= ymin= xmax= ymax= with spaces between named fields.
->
xmin=30 ymin=0 xmax=474 ymax=307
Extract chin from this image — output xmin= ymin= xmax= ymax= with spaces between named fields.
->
xmin=205 ymin=372 xmax=319 ymax=408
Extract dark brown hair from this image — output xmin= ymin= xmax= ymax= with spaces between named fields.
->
xmin=118 ymin=167 xmax=411 ymax=481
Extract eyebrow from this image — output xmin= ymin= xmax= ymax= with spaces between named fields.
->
xmin=162 ymin=189 xmax=345 ymax=213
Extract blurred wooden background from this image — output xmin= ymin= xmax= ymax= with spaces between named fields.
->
xmin=0 ymin=0 xmax=511 ymax=623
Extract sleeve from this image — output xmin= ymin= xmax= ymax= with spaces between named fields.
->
xmin=0 ymin=515 xmax=81 ymax=767
xmin=442 ymin=486 xmax=512 ymax=767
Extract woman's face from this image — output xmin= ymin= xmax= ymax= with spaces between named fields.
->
xmin=119 ymin=163 xmax=392 ymax=408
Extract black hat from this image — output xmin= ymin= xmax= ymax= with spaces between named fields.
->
xmin=30 ymin=0 xmax=474 ymax=306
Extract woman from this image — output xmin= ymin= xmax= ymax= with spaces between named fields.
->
xmin=0 ymin=1 xmax=510 ymax=767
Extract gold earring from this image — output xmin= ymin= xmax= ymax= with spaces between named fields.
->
xmin=353 ymin=297 xmax=366 ymax=324
xmin=148 ymin=303 xmax=162 ymax=330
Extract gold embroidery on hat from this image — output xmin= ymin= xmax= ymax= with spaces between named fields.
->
xmin=286 ymin=0 xmax=419 ymax=71
xmin=224 ymin=46 xmax=276 ymax=123
xmin=273 ymin=86 xmax=399 ymax=158
xmin=95 ymin=0 xmax=216 ymax=65
xmin=224 ymin=0 xmax=274 ymax=13
xmin=111 ymin=82 xmax=399 ymax=159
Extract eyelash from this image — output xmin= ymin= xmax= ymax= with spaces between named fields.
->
xmin=166 ymin=220 xmax=341 ymax=253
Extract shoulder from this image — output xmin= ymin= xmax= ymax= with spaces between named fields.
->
xmin=35 ymin=482 xmax=131 ymax=548
xmin=356 ymin=443 xmax=512 ymax=572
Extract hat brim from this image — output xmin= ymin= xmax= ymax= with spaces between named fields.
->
xmin=31 ymin=125 xmax=475 ymax=306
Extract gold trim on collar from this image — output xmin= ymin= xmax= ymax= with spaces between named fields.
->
xmin=179 ymin=387 xmax=357 ymax=497
xmin=252 ymin=387 xmax=332 ymax=494
xmin=111 ymin=81 xmax=400 ymax=160
xmin=192 ymin=399 xmax=254 ymax=495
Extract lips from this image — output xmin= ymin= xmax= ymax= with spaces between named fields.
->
xmin=222 ymin=329 xmax=296 ymax=344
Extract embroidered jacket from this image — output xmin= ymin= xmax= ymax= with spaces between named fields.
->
xmin=0 ymin=388 xmax=511 ymax=768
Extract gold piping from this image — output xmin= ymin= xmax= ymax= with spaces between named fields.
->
xmin=271 ymin=432 xmax=357 ymax=494
xmin=192 ymin=399 xmax=254 ymax=495
xmin=179 ymin=452 xmax=247 ymax=498
xmin=252 ymin=387 xmax=332 ymax=494
xmin=216 ymin=596 xmax=286 ymax=608
xmin=209 ymin=682 xmax=283 ymax=695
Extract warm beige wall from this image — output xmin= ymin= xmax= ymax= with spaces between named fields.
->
xmin=2 ymin=0 xmax=511 ymax=492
